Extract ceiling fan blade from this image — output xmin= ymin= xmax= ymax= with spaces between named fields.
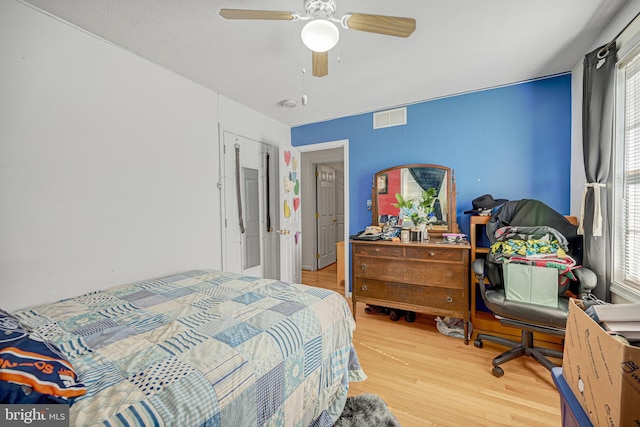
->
xmin=219 ymin=9 xmax=295 ymax=20
xmin=344 ymin=13 xmax=416 ymax=37
xmin=312 ymin=51 xmax=329 ymax=77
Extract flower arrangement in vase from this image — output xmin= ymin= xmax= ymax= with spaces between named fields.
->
xmin=393 ymin=188 xmax=437 ymax=231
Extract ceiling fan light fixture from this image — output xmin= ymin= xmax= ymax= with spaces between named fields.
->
xmin=301 ymin=19 xmax=339 ymax=52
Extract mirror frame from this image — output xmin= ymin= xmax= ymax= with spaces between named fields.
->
xmin=371 ymin=163 xmax=458 ymax=235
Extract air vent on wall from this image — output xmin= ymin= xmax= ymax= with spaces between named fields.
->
xmin=373 ymin=107 xmax=407 ymax=129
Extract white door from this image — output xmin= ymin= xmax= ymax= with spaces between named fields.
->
xmin=277 ymin=146 xmax=302 ymax=283
xmin=316 ymin=165 xmax=336 ymax=269
xmin=223 ymin=131 xmax=266 ymax=277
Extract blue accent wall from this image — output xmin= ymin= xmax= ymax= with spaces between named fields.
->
xmin=292 ymin=74 xmax=572 ymax=237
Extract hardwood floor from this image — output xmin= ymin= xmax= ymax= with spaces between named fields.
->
xmin=301 ymin=263 xmax=562 ymax=427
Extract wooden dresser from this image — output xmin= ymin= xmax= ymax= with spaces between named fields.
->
xmin=351 ymin=238 xmax=471 ymax=343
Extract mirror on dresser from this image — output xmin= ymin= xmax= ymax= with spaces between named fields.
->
xmin=371 ymin=163 xmax=458 ymax=235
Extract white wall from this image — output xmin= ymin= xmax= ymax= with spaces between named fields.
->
xmin=0 ymin=1 xmax=290 ymax=311
xmin=218 ymin=96 xmax=291 ymax=149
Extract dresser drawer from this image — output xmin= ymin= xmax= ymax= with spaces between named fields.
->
xmin=353 ymin=245 xmax=404 ymax=258
xmin=354 ymin=256 xmax=466 ymax=288
xmin=354 ymin=278 xmax=465 ymax=313
xmin=405 ymin=246 xmax=465 ymax=262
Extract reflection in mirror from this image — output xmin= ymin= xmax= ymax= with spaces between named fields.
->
xmin=372 ymin=164 xmax=457 ymax=234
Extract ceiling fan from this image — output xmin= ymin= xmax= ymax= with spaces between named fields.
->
xmin=219 ymin=0 xmax=416 ymax=77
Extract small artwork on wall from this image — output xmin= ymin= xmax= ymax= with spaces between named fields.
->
xmin=377 ymin=174 xmax=388 ymax=194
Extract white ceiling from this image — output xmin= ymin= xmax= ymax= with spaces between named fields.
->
xmin=22 ymin=0 xmax=631 ymax=127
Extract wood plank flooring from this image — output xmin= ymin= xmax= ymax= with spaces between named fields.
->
xmin=301 ymin=264 xmax=562 ymax=427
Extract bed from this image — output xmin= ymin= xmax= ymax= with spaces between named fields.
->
xmin=1 ymin=269 xmax=366 ymax=426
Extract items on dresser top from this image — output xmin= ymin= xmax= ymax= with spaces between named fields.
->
xmin=442 ymin=233 xmax=467 ymax=243
xmin=359 ymin=225 xmax=382 ymax=237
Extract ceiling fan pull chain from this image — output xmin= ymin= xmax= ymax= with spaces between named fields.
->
xmin=301 ymin=46 xmax=308 ymax=106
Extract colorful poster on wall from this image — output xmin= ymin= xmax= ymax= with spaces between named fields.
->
xmin=282 ymin=150 xmax=300 ymax=221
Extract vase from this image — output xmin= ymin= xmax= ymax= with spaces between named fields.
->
xmin=411 ymin=223 xmax=428 ymax=243
xmin=421 ymin=223 xmax=429 ymax=243
xmin=409 ymin=223 xmax=427 ymax=242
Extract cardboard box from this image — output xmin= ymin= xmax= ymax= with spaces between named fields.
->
xmin=562 ymin=299 xmax=640 ymax=427
xmin=503 ymin=263 xmax=558 ymax=307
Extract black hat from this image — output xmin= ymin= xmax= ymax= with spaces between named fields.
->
xmin=463 ymin=194 xmax=508 ymax=215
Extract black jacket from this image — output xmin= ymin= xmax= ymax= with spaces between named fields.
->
xmin=487 ymin=199 xmax=578 ymax=241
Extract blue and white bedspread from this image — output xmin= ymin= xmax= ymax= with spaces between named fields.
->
xmin=12 ymin=270 xmax=366 ymax=426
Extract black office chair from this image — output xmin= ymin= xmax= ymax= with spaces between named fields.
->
xmin=473 ymin=258 xmax=596 ymax=377
xmin=472 ymin=200 xmax=597 ymax=377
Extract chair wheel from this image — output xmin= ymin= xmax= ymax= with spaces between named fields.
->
xmin=474 ymin=339 xmax=483 ymax=348
xmin=492 ymin=366 xmax=504 ymax=378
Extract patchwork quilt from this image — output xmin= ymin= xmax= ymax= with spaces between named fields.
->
xmin=9 ymin=270 xmax=366 ymax=426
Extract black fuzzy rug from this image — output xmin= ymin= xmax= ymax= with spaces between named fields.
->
xmin=334 ymin=394 xmax=401 ymax=427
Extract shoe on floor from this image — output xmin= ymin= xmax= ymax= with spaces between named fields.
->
xmin=404 ymin=311 xmax=416 ymax=322
xmin=389 ymin=309 xmax=404 ymax=321
xmin=364 ymin=305 xmax=390 ymax=315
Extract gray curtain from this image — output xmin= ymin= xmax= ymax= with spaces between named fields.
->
xmin=580 ymin=42 xmax=617 ymax=301
xmin=408 ymin=167 xmax=445 ymax=194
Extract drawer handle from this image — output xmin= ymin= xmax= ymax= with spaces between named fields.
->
xmin=375 ymin=248 xmax=380 ymax=252
xmin=447 ymin=296 xmax=453 ymax=303
xmin=361 ymin=285 xmax=368 ymax=291
xmin=360 ymin=263 xmax=367 ymax=270
xmin=429 ymin=252 xmax=436 ymax=257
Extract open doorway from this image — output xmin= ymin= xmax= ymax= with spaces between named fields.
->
xmin=298 ymin=140 xmax=350 ymax=297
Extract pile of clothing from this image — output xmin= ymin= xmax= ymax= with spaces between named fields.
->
xmin=489 ymin=225 xmax=579 ymax=294
xmin=485 ymin=199 xmax=584 ymax=297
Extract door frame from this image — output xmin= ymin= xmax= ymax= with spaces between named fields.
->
xmin=297 ymin=139 xmax=350 ymax=297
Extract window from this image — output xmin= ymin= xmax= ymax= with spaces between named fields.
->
xmin=400 ymin=169 xmax=423 ymax=201
xmin=613 ymin=44 xmax=640 ymax=299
